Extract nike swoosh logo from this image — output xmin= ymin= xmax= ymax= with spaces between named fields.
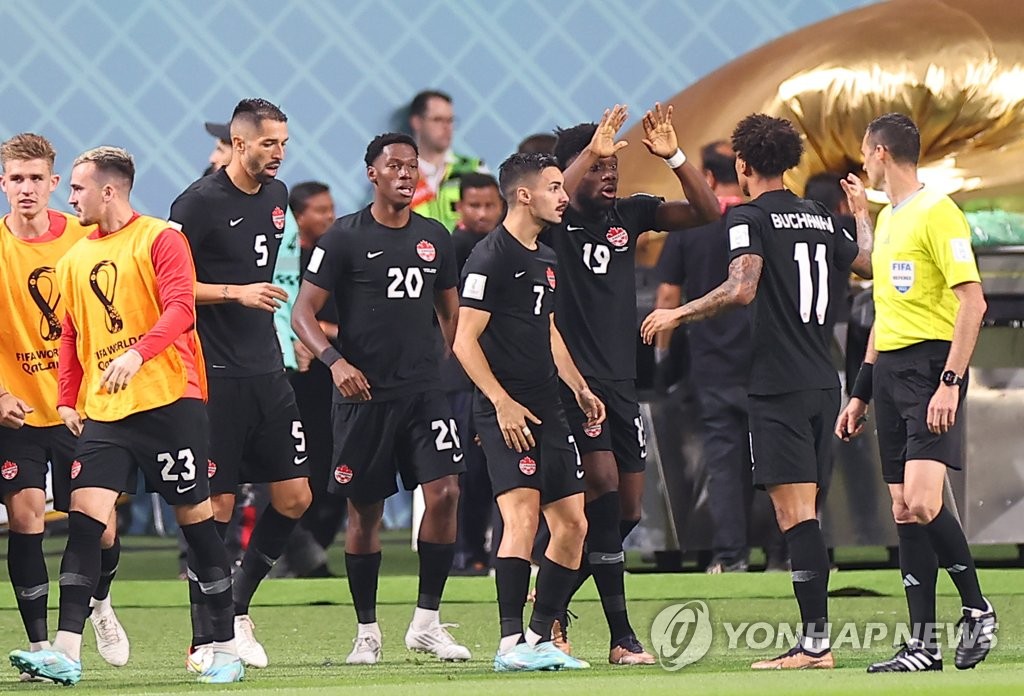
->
xmin=229 ymin=218 xmax=244 ymax=227
xmin=576 ymin=469 xmax=585 ymax=479
xmin=367 ymin=251 xmax=384 ymax=259
xmin=293 ymin=456 xmax=308 ymax=466
xmin=211 ymin=364 xmax=227 ymax=369
xmin=275 ymin=233 xmax=283 ymax=239
xmin=176 ymin=483 xmax=197 ymax=494
xmin=452 ymin=453 xmax=464 ymax=463
xmin=514 ymin=271 xmax=526 ymax=278
xmin=567 ymin=225 xmax=584 ymax=231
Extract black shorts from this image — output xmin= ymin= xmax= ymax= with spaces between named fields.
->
xmin=475 ymin=391 xmax=585 ymax=505
xmin=329 ymin=391 xmax=465 ymax=503
xmin=559 ymin=377 xmax=646 ymax=474
xmin=207 ymin=372 xmax=308 ymax=495
xmin=72 ymin=398 xmax=211 ymax=506
xmin=874 ymin=340 xmax=966 ymax=484
xmin=0 ymin=424 xmax=75 ymax=512
xmin=749 ymin=388 xmax=839 ymax=489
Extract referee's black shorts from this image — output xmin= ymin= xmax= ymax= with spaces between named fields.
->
xmin=873 ymin=340 xmax=966 ymax=484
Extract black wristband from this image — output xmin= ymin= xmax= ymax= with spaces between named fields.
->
xmin=850 ymin=362 xmax=873 ymax=403
xmin=319 ymin=346 xmax=343 ymax=368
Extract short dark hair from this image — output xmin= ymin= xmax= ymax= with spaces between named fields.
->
xmin=498 ymin=152 xmax=559 ymax=202
xmin=230 ymin=98 xmax=288 ymax=131
xmin=459 ymin=172 xmax=499 ymax=198
xmin=804 ymin=172 xmax=845 ymax=214
xmin=364 ymin=132 xmax=418 ymax=167
xmin=289 ymin=181 xmax=330 ymax=216
xmin=700 ymin=141 xmax=738 ymax=184
xmin=731 ymin=114 xmax=804 ymax=177
xmin=553 ymin=123 xmax=597 ymax=169
xmin=517 ymin=133 xmax=557 ymax=155
xmin=866 ymin=113 xmax=920 ymax=165
xmin=409 ymin=90 xmax=452 ymax=118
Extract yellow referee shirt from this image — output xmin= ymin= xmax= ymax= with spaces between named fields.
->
xmin=872 ymin=187 xmax=981 ymax=351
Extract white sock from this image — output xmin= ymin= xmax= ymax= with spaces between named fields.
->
xmin=357 ymin=622 xmax=381 ymax=639
xmin=53 ymin=631 xmax=82 ymax=662
xmin=90 ymin=595 xmax=112 ymax=614
xmin=412 ymin=607 xmax=439 ymax=629
xmin=29 ymin=641 xmax=51 ymax=652
xmin=211 ymin=639 xmax=237 ymax=656
xmin=498 ymin=634 xmax=521 ymax=654
xmin=801 ymin=634 xmax=829 ymax=654
xmin=524 ymin=628 xmax=544 ymax=647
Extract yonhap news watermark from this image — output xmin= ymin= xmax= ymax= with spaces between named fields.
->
xmin=649 ymin=601 xmax=997 ymax=671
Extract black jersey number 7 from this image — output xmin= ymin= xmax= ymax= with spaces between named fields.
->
xmin=793 ymin=242 xmax=829 ymax=325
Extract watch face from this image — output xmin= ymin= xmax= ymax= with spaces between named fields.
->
xmin=942 ymin=370 xmax=959 ymax=386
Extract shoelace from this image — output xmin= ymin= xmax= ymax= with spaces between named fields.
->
xmin=354 ymin=634 xmax=380 ymax=651
xmin=430 ymin=623 xmax=461 ymax=644
xmin=94 ymin=614 xmax=121 ymax=643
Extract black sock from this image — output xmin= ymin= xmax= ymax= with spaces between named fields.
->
xmin=57 ymin=511 xmax=105 ymax=634
xmin=345 ymin=552 xmax=381 ymax=624
xmin=528 ymin=556 xmax=578 ymax=642
xmin=494 ymin=556 xmax=530 ymax=639
xmin=585 ymin=493 xmax=633 ymax=643
xmin=8 ymin=531 xmax=49 ymax=643
xmin=188 ymin=521 xmax=229 ymax=647
xmin=233 ymin=506 xmax=298 ymax=615
xmin=620 ymin=518 xmax=640 ymax=543
xmin=181 ymin=518 xmax=234 ymax=643
xmin=896 ymin=523 xmax=938 ymax=650
xmin=783 ymin=519 xmax=830 ymax=648
xmin=416 ymin=541 xmax=455 ymax=610
xmin=93 ymin=536 xmax=120 ymax=602
xmin=925 ymin=506 xmax=985 ymax=610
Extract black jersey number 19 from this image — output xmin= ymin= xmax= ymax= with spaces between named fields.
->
xmin=793 ymin=242 xmax=829 ymax=325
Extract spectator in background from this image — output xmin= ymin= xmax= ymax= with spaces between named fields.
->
xmin=409 ymin=89 xmax=487 ymax=231
xmin=452 ymin=173 xmax=503 ymax=268
xmin=517 ymin=133 xmax=557 ymax=154
xmin=203 ymin=122 xmax=232 ymax=176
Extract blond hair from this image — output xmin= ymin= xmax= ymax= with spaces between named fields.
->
xmin=73 ymin=146 xmax=135 ymax=189
xmin=1 ymin=133 xmax=56 ymax=170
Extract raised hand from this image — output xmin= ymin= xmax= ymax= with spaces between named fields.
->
xmin=641 ymin=102 xmax=679 ymax=159
xmin=840 ymin=173 xmax=869 ymax=216
xmin=587 ymin=104 xmax=629 ymax=159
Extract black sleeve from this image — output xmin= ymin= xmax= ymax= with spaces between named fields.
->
xmin=434 ymin=227 xmax=458 ymax=290
xmin=832 ymin=214 xmax=859 ymax=272
xmin=655 ymin=231 xmax=687 ymax=285
xmin=726 ymin=205 xmax=765 ymax=263
xmin=459 ymin=245 xmax=503 ymax=313
xmin=621 ymin=193 xmax=665 ymax=240
xmin=168 ymin=188 xmax=210 ymax=250
xmin=303 ymin=224 xmax=346 ymax=293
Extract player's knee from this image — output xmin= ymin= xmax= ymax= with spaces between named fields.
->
xmin=278 ymin=489 xmax=313 ymax=519
xmin=890 ymin=499 xmax=914 ymax=524
xmin=905 ymin=497 xmax=940 ymax=524
xmin=502 ymin=511 xmax=539 ymax=547
xmin=100 ymin=524 xmax=118 ymax=549
xmin=553 ymin=512 xmax=588 ymax=543
xmin=619 ymin=493 xmax=643 ymax=522
xmin=424 ymin=477 xmax=460 ymax=515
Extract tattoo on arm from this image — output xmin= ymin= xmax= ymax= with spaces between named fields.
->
xmin=678 ymin=254 xmax=762 ymax=323
xmin=851 ymin=212 xmax=874 ymax=278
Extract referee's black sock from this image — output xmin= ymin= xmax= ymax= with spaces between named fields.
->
xmin=897 ymin=522 xmax=939 ymax=650
xmin=925 ymin=506 xmax=986 ymax=610
xmin=494 ymin=556 xmax=531 ymax=648
xmin=415 ymin=540 xmax=455 ymax=612
xmin=784 ymin=519 xmax=830 ymax=652
xmin=57 ymin=511 xmax=104 ymax=635
xmin=345 ymin=551 xmax=382 ymax=625
xmin=586 ymin=492 xmax=633 ymax=644
xmin=182 ymin=518 xmax=234 ymax=643
xmin=233 ymin=506 xmax=298 ymax=615
xmin=8 ymin=531 xmax=49 ymax=643
xmin=188 ymin=521 xmax=229 ymax=647
xmin=527 ymin=556 xmax=578 ymax=645
xmin=93 ymin=536 xmax=120 ymax=603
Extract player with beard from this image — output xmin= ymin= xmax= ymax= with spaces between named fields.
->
xmin=455 ymin=152 xmax=603 ymax=672
xmin=642 ymin=114 xmax=872 ymax=669
xmin=170 ymin=98 xmax=312 ymax=670
xmin=549 ymin=103 xmax=719 ymax=663
xmin=293 ymin=133 xmax=469 ymax=664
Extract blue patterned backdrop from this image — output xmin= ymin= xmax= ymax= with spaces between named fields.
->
xmin=0 ymin=0 xmax=876 ymax=216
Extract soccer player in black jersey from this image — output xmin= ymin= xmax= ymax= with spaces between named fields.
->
xmin=455 ymin=152 xmax=604 ymax=672
xmin=642 ymin=114 xmax=872 ymax=670
xmin=169 ymin=98 xmax=311 ymax=670
xmin=292 ymin=133 xmax=469 ymax=665
xmin=549 ymin=103 xmax=719 ymax=663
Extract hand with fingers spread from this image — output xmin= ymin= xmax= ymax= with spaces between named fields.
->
xmin=840 ymin=173 xmax=869 ymax=216
xmin=495 ymin=396 xmax=542 ymax=454
xmin=58 ymin=405 xmax=84 ymax=437
xmin=587 ymin=104 xmax=630 ymax=159
xmin=234 ymin=282 xmax=289 ymax=312
xmin=834 ymin=398 xmax=869 ymax=441
xmin=575 ymin=387 xmax=606 ymax=428
xmin=0 ymin=392 xmax=32 ymax=429
xmin=100 ymin=349 xmax=144 ymax=395
xmin=641 ymin=102 xmax=679 ymax=159
xmin=330 ymin=358 xmax=371 ymax=401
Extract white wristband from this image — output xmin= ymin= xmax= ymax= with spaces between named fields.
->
xmin=664 ymin=149 xmax=687 ymax=169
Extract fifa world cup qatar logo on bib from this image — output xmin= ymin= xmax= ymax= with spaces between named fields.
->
xmin=606 ymin=226 xmax=628 ymax=247
xmin=335 ymin=464 xmax=353 ymax=484
xmin=1 ymin=461 xmax=18 ymax=480
xmin=416 ymin=240 xmax=436 ymax=262
xmin=89 ymin=260 xmax=123 ymax=333
xmin=546 ymin=267 xmax=556 ymax=289
xmin=272 ymin=206 xmax=286 ymax=230
xmin=519 ymin=456 xmax=536 ymax=476
xmin=28 ymin=266 xmax=62 ymax=341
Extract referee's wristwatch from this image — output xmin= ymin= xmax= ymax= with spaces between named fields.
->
xmin=940 ymin=370 xmax=964 ymax=387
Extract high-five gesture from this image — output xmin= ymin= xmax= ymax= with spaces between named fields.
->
xmin=587 ymin=104 xmax=629 ymax=159
xmin=641 ymin=102 xmax=678 ymax=158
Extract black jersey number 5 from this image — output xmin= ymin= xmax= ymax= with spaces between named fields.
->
xmin=254 ymin=234 xmax=269 ymax=267
xmin=793 ymin=242 xmax=829 ymax=325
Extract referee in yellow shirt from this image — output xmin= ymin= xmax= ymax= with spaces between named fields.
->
xmin=836 ymin=114 xmax=995 ymax=673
